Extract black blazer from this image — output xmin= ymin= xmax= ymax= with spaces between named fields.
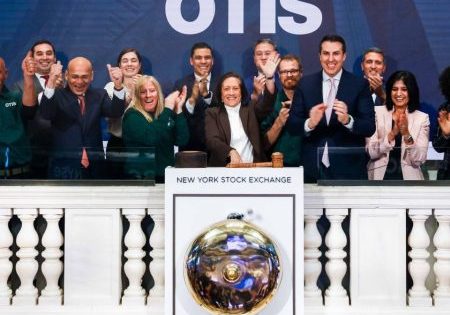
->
xmin=287 ymin=69 xmax=375 ymax=181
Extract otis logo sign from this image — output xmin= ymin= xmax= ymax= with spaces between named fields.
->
xmin=165 ymin=0 xmax=322 ymax=35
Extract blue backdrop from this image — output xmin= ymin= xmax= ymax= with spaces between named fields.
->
xmin=1 ymin=0 xmax=449 ymax=130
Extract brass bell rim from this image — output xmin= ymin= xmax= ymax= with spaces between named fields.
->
xmin=183 ymin=217 xmax=283 ymax=315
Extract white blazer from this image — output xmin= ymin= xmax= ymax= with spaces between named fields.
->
xmin=366 ymin=106 xmax=430 ymax=180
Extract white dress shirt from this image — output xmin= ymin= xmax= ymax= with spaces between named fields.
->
xmin=225 ymin=103 xmax=254 ymax=163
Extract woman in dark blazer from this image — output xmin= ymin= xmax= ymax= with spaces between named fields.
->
xmin=205 ymin=72 xmax=273 ymax=166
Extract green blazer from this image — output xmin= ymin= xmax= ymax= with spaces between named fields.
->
xmin=122 ymin=107 xmax=189 ymax=181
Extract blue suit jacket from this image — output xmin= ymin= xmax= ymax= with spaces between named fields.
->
xmin=40 ymin=86 xmax=125 ymax=178
xmin=287 ymin=69 xmax=375 ymax=182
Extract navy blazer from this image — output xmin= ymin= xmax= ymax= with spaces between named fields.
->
xmin=40 ymin=86 xmax=125 ymax=159
xmin=174 ymin=73 xmax=220 ymax=151
xmin=287 ymin=69 xmax=375 ymax=181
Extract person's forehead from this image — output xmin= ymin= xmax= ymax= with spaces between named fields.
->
xmin=364 ymin=52 xmax=384 ymax=62
xmin=68 ymin=63 xmax=92 ymax=74
xmin=223 ymin=77 xmax=240 ymax=86
xmin=193 ymin=48 xmax=212 ymax=57
xmin=255 ymin=42 xmax=275 ymax=52
xmin=34 ymin=43 xmax=54 ymax=53
xmin=121 ymin=52 xmax=138 ymax=60
xmin=279 ymin=59 xmax=298 ymax=69
xmin=321 ymin=41 xmax=344 ymax=52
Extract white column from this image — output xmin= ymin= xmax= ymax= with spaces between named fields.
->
xmin=13 ymin=208 xmax=39 ymax=305
xmin=324 ymin=208 xmax=349 ymax=307
xmin=0 ymin=208 xmax=13 ymax=306
xmin=121 ymin=208 xmax=146 ymax=306
xmin=408 ymin=209 xmax=432 ymax=306
xmin=39 ymin=208 xmax=64 ymax=305
xmin=304 ymin=208 xmax=323 ymax=306
xmin=433 ymin=209 xmax=450 ymax=306
xmin=147 ymin=213 xmax=165 ymax=309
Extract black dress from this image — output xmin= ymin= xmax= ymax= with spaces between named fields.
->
xmin=384 ymin=126 xmax=403 ymax=180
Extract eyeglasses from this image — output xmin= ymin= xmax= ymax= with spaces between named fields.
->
xmin=279 ymin=69 xmax=301 ymax=76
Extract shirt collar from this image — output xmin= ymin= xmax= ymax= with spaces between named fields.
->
xmin=322 ymin=69 xmax=343 ymax=82
xmin=224 ymin=103 xmax=241 ymax=113
xmin=194 ymin=72 xmax=211 ymax=82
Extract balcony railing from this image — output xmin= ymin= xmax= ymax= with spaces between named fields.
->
xmin=0 ymin=182 xmax=450 ymax=314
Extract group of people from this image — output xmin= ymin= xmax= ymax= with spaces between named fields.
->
xmin=1 ymin=35 xmax=450 ymax=182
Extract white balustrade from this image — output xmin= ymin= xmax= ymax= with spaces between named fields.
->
xmin=324 ymin=208 xmax=349 ymax=307
xmin=39 ymin=208 xmax=64 ymax=305
xmin=147 ymin=212 xmax=165 ymax=309
xmin=121 ymin=208 xmax=146 ymax=306
xmin=304 ymin=208 xmax=323 ymax=306
xmin=13 ymin=208 xmax=39 ymax=305
xmin=433 ymin=209 xmax=450 ymax=306
xmin=408 ymin=209 xmax=433 ymax=306
xmin=0 ymin=208 xmax=13 ymax=306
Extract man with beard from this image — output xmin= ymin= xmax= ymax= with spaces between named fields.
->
xmin=14 ymin=40 xmax=64 ymax=178
xmin=361 ymin=47 xmax=386 ymax=105
xmin=260 ymin=55 xmax=303 ymax=166
xmin=173 ymin=42 xmax=219 ymax=151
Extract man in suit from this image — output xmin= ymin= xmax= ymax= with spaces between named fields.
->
xmin=40 ymin=57 xmax=125 ymax=179
xmin=361 ymin=47 xmax=386 ymax=106
xmin=287 ymin=34 xmax=375 ymax=182
xmin=13 ymin=40 xmax=64 ymax=178
xmin=174 ymin=42 xmax=219 ymax=152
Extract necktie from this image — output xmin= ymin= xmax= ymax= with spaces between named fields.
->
xmin=322 ymin=78 xmax=337 ymax=168
xmin=41 ymin=75 xmax=50 ymax=87
xmin=78 ymin=95 xmax=89 ymax=168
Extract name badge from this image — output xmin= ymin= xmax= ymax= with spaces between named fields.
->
xmin=4 ymin=101 xmax=17 ymax=108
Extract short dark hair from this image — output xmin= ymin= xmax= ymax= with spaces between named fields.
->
xmin=116 ymin=48 xmax=143 ymax=74
xmin=279 ymin=54 xmax=302 ymax=72
xmin=190 ymin=42 xmax=213 ymax=58
xmin=215 ymin=72 xmax=249 ymax=106
xmin=385 ymin=71 xmax=420 ymax=113
xmin=319 ymin=34 xmax=346 ymax=54
xmin=439 ymin=66 xmax=450 ymax=102
xmin=253 ymin=38 xmax=277 ymax=53
xmin=30 ymin=40 xmax=56 ymax=56
xmin=362 ymin=47 xmax=385 ymax=63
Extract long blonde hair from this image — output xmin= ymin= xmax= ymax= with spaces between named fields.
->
xmin=127 ymin=75 xmax=165 ymax=122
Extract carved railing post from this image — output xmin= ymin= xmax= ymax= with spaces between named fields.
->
xmin=122 ymin=208 xmax=146 ymax=306
xmin=39 ymin=208 xmax=64 ymax=305
xmin=304 ymin=208 xmax=323 ymax=306
xmin=13 ymin=208 xmax=39 ymax=305
xmin=324 ymin=208 xmax=349 ymax=306
xmin=433 ymin=209 xmax=450 ymax=306
xmin=0 ymin=208 xmax=13 ymax=305
xmin=408 ymin=209 xmax=432 ymax=306
xmin=147 ymin=213 xmax=164 ymax=308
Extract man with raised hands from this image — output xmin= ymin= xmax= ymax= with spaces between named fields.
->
xmin=40 ymin=57 xmax=125 ymax=179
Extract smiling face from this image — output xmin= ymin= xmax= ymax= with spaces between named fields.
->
xmin=119 ymin=51 xmax=141 ymax=78
xmin=391 ymin=80 xmax=409 ymax=109
xmin=319 ymin=41 xmax=346 ymax=77
xmin=221 ymin=77 xmax=242 ymax=107
xmin=66 ymin=57 xmax=93 ymax=96
xmin=190 ymin=48 xmax=213 ymax=77
xmin=361 ymin=52 xmax=385 ymax=77
xmin=32 ymin=43 xmax=56 ymax=75
xmin=139 ymin=79 xmax=159 ymax=113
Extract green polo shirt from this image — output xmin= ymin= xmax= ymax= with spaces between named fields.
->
xmin=0 ymin=86 xmax=32 ymax=168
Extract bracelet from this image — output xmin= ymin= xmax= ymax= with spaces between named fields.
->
xmin=265 ymin=76 xmax=274 ymax=80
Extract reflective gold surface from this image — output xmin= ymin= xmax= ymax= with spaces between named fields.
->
xmin=184 ymin=217 xmax=282 ymax=314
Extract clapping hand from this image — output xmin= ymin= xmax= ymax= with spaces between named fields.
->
xmin=333 ymin=99 xmax=350 ymax=125
xmin=308 ymin=103 xmax=327 ymax=129
xmin=165 ymin=85 xmax=187 ymax=114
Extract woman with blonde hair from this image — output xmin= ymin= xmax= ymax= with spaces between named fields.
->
xmin=122 ymin=75 xmax=188 ymax=182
